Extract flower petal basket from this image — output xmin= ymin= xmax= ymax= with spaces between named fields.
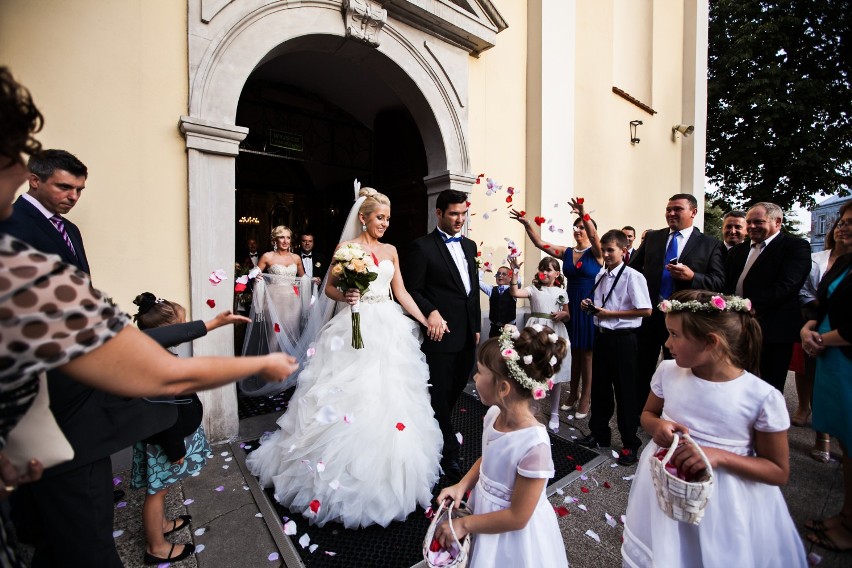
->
xmin=649 ymin=433 xmax=714 ymax=525
xmin=423 ymin=499 xmax=472 ymax=568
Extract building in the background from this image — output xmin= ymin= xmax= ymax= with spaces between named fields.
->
xmin=2 ymin=0 xmax=709 ymax=438
xmin=810 ymin=194 xmax=852 ymax=252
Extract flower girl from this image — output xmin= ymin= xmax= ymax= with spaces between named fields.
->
xmin=434 ymin=325 xmax=570 ymax=568
xmin=622 ymin=290 xmax=806 ymax=567
xmin=508 ymin=256 xmax=572 ymax=430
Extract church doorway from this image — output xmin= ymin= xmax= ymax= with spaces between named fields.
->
xmin=234 ymin=51 xmax=429 ymax=269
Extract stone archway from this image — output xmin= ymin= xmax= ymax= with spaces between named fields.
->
xmin=180 ymin=0 xmax=504 ymax=440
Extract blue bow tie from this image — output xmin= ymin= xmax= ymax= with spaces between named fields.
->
xmin=443 ymin=235 xmax=462 ymax=243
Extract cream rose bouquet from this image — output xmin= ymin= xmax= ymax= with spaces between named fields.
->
xmin=331 ymin=243 xmax=379 ymax=349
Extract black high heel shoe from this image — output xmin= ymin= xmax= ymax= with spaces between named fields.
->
xmin=144 ymin=542 xmax=195 ymax=565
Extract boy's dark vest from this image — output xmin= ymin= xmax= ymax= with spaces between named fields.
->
xmin=489 ymin=287 xmax=517 ymax=325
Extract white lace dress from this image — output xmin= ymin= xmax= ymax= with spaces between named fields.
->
xmin=622 ymin=361 xmax=807 ymax=567
xmin=467 ymin=406 xmax=569 ymax=567
xmin=246 ymin=260 xmax=443 ymax=528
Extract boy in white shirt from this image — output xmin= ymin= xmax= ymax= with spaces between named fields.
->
xmin=576 ymin=230 xmax=652 ymax=466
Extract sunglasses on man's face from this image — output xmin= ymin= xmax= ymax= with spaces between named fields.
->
xmin=496 ymin=272 xmax=509 ymax=277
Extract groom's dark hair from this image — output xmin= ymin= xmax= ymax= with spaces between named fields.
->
xmin=436 ymin=189 xmax=468 ymax=213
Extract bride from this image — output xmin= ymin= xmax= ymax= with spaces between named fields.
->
xmin=246 ymin=187 xmax=443 ymax=529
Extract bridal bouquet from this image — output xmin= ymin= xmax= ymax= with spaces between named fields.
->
xmin=331 ymin=243 xmax=379 ymax=349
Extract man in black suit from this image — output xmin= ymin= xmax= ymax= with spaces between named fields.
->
xmin=724 ymin=202 xmax=811 ymax=391
xmin=240 ymin=237 xmax=262 ymax=270
xmin=1 ymin=150 xmax=176 ymax=567
xmin=405 ymin=189 xmax=480 ymax=482
xmin=298 ymin=232 xmax=328 ymax=290
xmin=629 ymin=193 xmax=725 ymax=412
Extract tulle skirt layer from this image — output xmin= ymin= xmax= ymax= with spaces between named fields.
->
xmin=246 ymin=300 xmax=443 ymax=528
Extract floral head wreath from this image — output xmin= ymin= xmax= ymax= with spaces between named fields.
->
xmin=498 ymin=324 xmax=555 ymax=400
xmin=658 ymin=295 xmax=753 ymax=314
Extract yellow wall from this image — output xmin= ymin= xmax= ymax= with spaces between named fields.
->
xmin=574 ymin=0 xmax=692 ymax=237
xmin=467 ymin=0 xmax=530 ymax=290
xmin=0 ymin=0 xmax=189 ymax=313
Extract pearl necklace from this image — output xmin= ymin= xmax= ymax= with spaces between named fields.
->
xmin=573 ymin=246 xmax=591 ymax=253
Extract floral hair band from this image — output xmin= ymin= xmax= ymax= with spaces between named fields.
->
xmin=499 ymin=325 xmax=552 ymax=400
xmin=658 ymin=295 xmax=753 ymax=314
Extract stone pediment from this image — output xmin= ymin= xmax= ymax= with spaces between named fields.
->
xmin=199 ymin=0 xmax=507 ymax=55
xmin=383 ymin=0 xmax=508 ymax=55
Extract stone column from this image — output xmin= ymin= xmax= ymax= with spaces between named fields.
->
xmin=179 ymin=115 xmax=249 ymax=442
xmin=424 ymin=170 xmax=478 ymax=232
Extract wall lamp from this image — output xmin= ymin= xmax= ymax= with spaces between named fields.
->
xmin=672 ymin=124 xmax=694 ymax=139
xmin=630 ymin=120 xmax=643 ymax=144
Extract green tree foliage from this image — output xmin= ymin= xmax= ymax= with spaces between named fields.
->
xmin=707 ymin=0 xmax=851 ymax=211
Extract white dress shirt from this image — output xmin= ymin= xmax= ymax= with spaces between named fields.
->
xmin=591 ymin=263 xmax=652 ymax=330
xmin=438 ymin=229 xmax=471 ymax=295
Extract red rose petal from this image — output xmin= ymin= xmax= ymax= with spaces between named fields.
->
xmin=396 ymin=422 xmax=406 ymax=431
xmin=371 ymin=252 xmax=379 ymax=266
xmin=293 ymin=285 xmax=299 ymax=296
xmin=206 ymin=299 xmax=215 ymax=308
xmin=583 ymin=213 xmax=591 ymax=221
xmin=575 ymin=465 xmax=583 ymax=471
xmin=430 ymin=538 xmax=441 ymax=552
xmin=554 ymin=505 xmax=570 ymax=517
xmin=542 ymin=244 xmax=550 ymax=249
xmin=581 ymin=486 xmax=589 ymax=493
xmin=476 ymin=251 xmax=482 ymax=256
xmin=475 ymin=178 xmax=480 ymax=184
xmin=603 ymin=481 xmax=612 ymax=489
xmin=309 ymin=499 xmax=321 ymax=513
xmin=534 ymin=216 xmax=546 ymax=226
xmin=576 ymin=261 xmax=583 ymax=269
xmin=538 ymin=272 xmax=546 ymax=280
xmin=518 ymin=210 xmax=526 ymax=217
xmin=274 ymin=323 xmax=281 ymax=333
xmin=566 ymin=455 xmax=573 ymax=461
xmin=577 ymin=197 xmax=585 ymax=204
xmin=505 ymin=196 xmax=512 ymax=203
xmin=478 ymin=173 xmax=485 ymax=178
xmin=234 ymin=283 xmax=246 ymax=293
xmin=466 ymin=200 xmax=471 ymax=207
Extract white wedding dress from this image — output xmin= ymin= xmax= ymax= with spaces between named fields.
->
xmin=246 ymin=259 xmax=443 ymax=528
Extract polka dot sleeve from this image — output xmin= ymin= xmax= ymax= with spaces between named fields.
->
xmin=0 ymin=234 xmax=130 ymax=383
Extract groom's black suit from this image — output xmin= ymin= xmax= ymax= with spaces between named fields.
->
xmin=406 ymin=229 xmax=480 ymax=468
xmin=2 ymin=195 xmax=176 ymax=567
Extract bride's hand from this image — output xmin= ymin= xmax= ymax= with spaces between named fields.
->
xmin=343 ymin=289 xmax=361 ymax=305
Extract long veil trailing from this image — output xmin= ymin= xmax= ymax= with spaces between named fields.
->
xmin=238 ymin=195 xmax=368 ymax=396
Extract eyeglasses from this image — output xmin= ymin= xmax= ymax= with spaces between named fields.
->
xmin=837 ymin=220 xmax=851 ymax=229
xmin=495 ymin=272 xmax=509 ymax=277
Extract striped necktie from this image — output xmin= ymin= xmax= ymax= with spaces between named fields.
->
xmin=49 ymin=215 xmax=78 ymax=258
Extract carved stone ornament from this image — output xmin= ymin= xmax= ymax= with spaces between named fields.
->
xmin=342 ymin=0 xmax=387 ymax=47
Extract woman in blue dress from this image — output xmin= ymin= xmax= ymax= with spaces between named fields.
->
xmin=510 ymin=198 xmax=602 ymax=418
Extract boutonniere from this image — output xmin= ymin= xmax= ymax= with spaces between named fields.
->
xmin=556 ymin=295 xmax=566 ymax=310
xmin=315 ymin=261 xmax=321 ymax=268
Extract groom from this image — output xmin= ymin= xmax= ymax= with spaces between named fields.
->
xmin=406 ymin=189 xmax=480 ymax=482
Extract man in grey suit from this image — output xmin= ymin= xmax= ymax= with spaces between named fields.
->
xmin=629 ymin=194 xmax=725 ymax=413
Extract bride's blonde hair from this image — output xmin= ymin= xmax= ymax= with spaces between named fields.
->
xmin=270 ymin=225 xmax=293 ymax=250
xmin=358 ymin=187 xmax=391 ymax=219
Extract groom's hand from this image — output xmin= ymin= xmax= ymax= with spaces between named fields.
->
xmin=427 ymin=311 xmax=449 ymax=341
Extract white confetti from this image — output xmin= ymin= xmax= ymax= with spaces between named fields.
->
xmin=288 ymin=444 xmax=296 ymax=453
xmin=611 ymin=463 xmax=619 ymax=468
xmin=807 ymin=552 xmax=823 ymax=565
xmin=183 ymin=498 xmax=194 ymax=505
xmin=344 ymin=414 xmax=354 ymax=424
xmin=456 ymin=432 xmax=464 ymax=445
xmin=222 ymin=465 xmax=229 ymax=469
xmin=329 ymin=479 xmax=341 ymax=490
xmin=268 ymin=552 xmax=280 ymax=561
xmin=112 ymin=530 xmax=124 ymax=538
xmin=621 ymin=515 xmax=627 ymax=525
xmin=578 ymin=504 xmax=588 ymax=512
xmin=605 ymin=513 xmax=617 ymax=528
xmin=555 ymin=488 xmax=564 ymax=495
xmin=571 ymin=435 xmax=577 ymax=439
xmin=243 ymin=485 xmax=250 ymax=490
xmin=611 ymin=450 xmax=620 ymax=459
xmin=196 ymin=544 xmax=206 ymax=553
xmin=324 ymin=551 xmax=337 ymax=556
xmin=255 ymin=513 xmax=263 ymax=518
xmin=298 ymin=533 xmax=311 ymax=549
xmin=309 ymin=544 xmax=319 ymax=553
xmin=306 ymin=347 xmax=316 ymax=358
xmin=195 ymin=527 xmax=207 ymax=536
xmin=220 ymin=451 xmax=229 ymax=457
xmin=591 ymin=476 xmax=600 ymax=486
xmin=283 ymin=520 xmax=297 ymax=535
xmin=622 ymin=475 xmax=635 ymax=481
xmin=316 ymin=461 xmax=326 ymax=472
xmin=585 ymin=529 xmax=601 ymax=543
xmin=580 ymin=474 xmax=588 ymax=481
xmin=225 ymin=457 xmax=233 ymax=462
xmin=315 ymin=405 xmax=338 ymax=424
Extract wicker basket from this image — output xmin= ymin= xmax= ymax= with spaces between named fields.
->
xmin=649 ymin=433 xmax=714 ymax=525
xmin=423 ymin=499 xmax=472 ymax=568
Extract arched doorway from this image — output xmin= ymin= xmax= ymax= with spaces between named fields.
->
xmin=233 ymin=48 xmax=429 ymax=265
xmin=181 ymin=0 xmax=499 ymax=439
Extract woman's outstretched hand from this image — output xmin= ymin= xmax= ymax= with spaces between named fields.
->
xmin=260 ymin=353 xmax=299 ymax=383
xmin=568 ymin=197 xmax=586 ymax=217
xmin=509 ymin=208 xmax=530 ymax=226
xmin=206 ymin=310 xmax=251 ymax=331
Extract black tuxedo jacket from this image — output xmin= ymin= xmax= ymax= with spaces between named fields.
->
xmin=629 ymin=227 xmax=725 ymax=301
xmin=297 ymin=250 xmax=328 ymax=280
xmin=405 ymin=230 xmax=481 ymax=352
xmin=0 ymin=196 xmax=90 ymax=273
xmin=816 ymin=252 xmax=852 ymax=360
xmin=0 ymin=196 xmax=176 ymax=476
xmin=724 ymin=232 xmax=812 ymax=343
